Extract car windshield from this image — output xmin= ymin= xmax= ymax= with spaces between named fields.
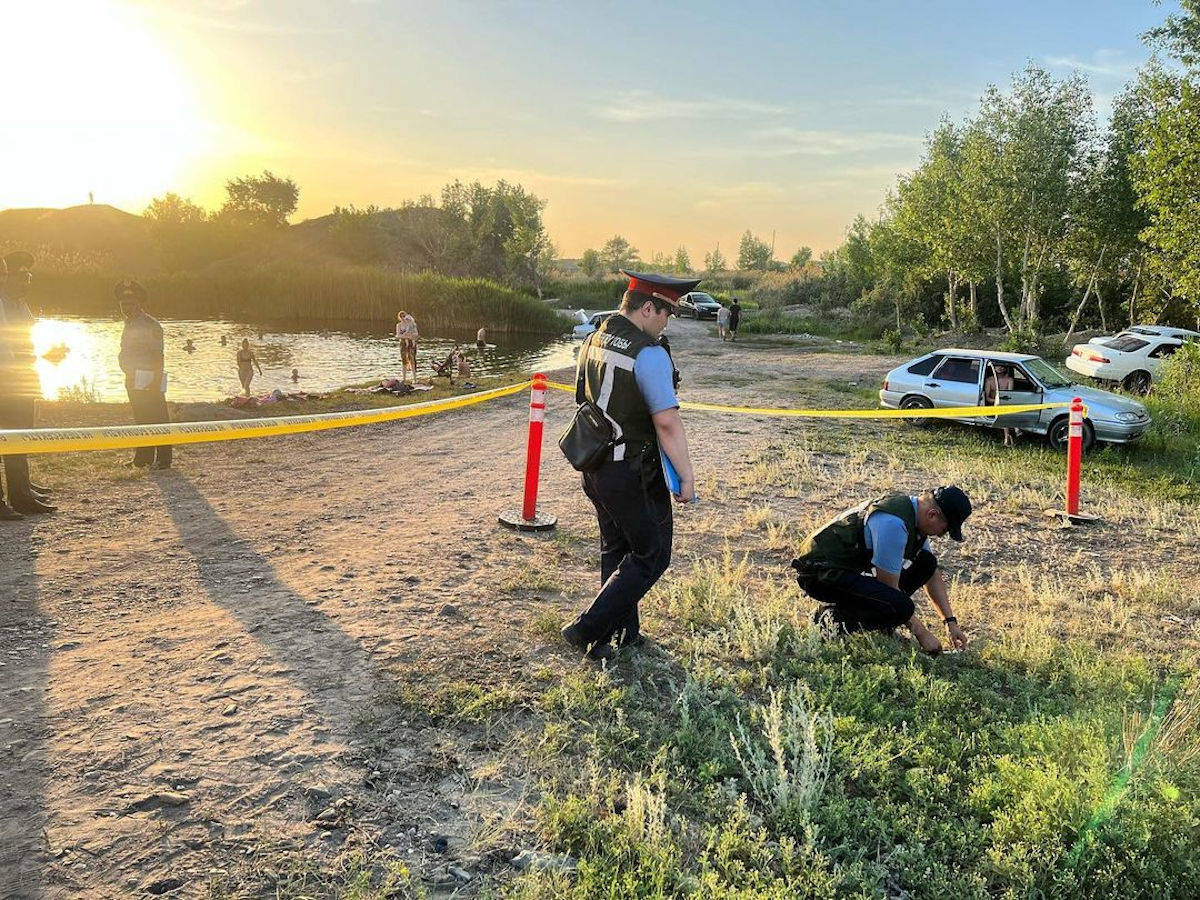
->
xmin=689 ymin=293 xmax=717 ymax=304
xmin=1023 ymin=357 xmax=1073 ymax=387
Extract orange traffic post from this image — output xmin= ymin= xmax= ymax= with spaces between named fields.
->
xmin=1065 ymin=396 xmax=1084 ymax=515
xmin=1046 ymin=396 xmax=1098 ymax=525
xmin=499 ymin=374 xmax=557 ymax=532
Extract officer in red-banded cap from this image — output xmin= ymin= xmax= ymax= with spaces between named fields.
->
xmin=1 ymin=250 xmax=56 ymax=517
xmin=560 ymin=270 xmax=699 ymax=660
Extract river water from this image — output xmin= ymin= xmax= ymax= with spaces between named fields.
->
xmin=29 ymin=317 xmax=581 ymax=403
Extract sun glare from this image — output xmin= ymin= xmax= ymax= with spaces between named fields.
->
xmin=32 ymin=318 xmax=103 ymax=401
xmin=0 ymin=0 xmax=205 ymax=211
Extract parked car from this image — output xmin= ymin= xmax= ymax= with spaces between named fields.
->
xmin=678 ymin=291 xmax=723 ymax=320
xmin=1067 ymin=332 xmax=1186 ymax=394
xmin=572 ymin=310 xmax=619 ymax=339
xmin=1088 ymin=324 xmax=1200 ymax=345
xmin=879 ymin=348 xmax=1151 ymax=451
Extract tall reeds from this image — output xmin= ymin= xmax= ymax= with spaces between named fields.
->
xmin=32 ymin=263 xmax=572 ymax=333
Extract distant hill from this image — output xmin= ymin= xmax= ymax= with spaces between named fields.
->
xmin=0 ymin=204 xmax=154 ymax=272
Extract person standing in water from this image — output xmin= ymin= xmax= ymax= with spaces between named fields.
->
xmin=476 ymin=326 xmax=488 ymax=349
xmin=237 ymin=339 xmax=263 ymax=397
xmin=395 ymin=311 xmax=419 ymax=383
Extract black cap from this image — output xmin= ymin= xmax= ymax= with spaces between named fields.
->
xmin=932 ymin=485 xmax=972 ymax=542
xmin=620 ymin=269 xmax=702 ymax=305
xmin=3 ymin=250 xmax=35 ymax=272
xmin=114 ymin=279 xmax=147 ymax=302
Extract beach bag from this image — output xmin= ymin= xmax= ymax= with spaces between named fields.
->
xmin=558 ymin=401 xmax=623 ymax=472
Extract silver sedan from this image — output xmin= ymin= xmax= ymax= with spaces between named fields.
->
xmin=879 ymin=348 xmax=1151 ymax=451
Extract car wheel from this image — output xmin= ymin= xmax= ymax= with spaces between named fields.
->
xmin=1123 ymin=370 xmax=1152 ymax=395
xmin=900 ymin=395 xmax=935 ymax=427
xmin=1046 ymin=416 xmax=1095 ymax=453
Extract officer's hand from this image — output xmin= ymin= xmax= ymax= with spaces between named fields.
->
xmin=916 ymin=629 xmax=943 ymax=655
xmin=675 ymin=476 xmax=696 ymax=504
xmin=946 ymin=621 xmax=968 ymax=650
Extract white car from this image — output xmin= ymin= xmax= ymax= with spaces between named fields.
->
xmin=1088 ymin=324 xmax=1200 ymax=345
xmin=1067 ymin=332 xmax=1188 ymax=394
xmin=572 ymin=310 xmax=619 ymax=339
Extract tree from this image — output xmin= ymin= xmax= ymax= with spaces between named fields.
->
xmin=143 ymin=193 xmax=210 ymax=270
xmin=329 ymin=205 xmax=390 ymax=265
xmin=737 ymin=229 xmax=774 ymax=271
xmin=789 ymin=246 xmax=813 ymax=268
xmin=704 ymin=245 xmax=727 ymax=272
xmin=218 ymin=170 xmax=299 ymax=228
xmin=599 ymin=235 xmax=639 ymax=273
xmin=580 ymin=248 xmax=603 ymax=279
xmin=674 ymin=245 xmax=692 ymax=274
xmin=961 ymin=66 xmax=1093 ymax=331
xmin=1135 ymin=3 xmax=1200 ymax=312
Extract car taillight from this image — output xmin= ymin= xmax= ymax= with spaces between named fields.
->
xmin=1086 ymin=350 xmax=1110 ymax=364
xmin=882 ymin=379 xmax=889 ymax=391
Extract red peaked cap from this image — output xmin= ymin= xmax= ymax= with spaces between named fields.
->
xmin=620 ymin=269 xmax=702 ymax=305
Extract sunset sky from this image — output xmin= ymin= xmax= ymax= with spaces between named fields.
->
xmin=0 ymin=0 xmax=1177 ymax=258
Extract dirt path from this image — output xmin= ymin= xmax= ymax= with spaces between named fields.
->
xmin=1 ymin=319 xmax=891 ymax=897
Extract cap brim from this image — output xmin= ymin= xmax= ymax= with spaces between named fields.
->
xmin=948 ymin=522 xmax=964 ymax=542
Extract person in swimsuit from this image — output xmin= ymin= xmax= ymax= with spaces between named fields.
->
xmin=237 ymin=338 xmax=263 ymax=397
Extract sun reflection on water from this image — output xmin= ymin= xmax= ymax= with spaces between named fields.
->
xmin=31 ymin=318 xmax=108 ymax=401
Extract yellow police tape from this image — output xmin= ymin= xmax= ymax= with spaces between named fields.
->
xmin=542 ymin=381 xmax=1076 ymax=420
xmin=0 ymin=377 xmax=1080 ymax=456
xmin=0 ymin=381 xmax=529 ymax=455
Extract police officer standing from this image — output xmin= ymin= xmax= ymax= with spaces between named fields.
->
xmin=791 ymin=486 xmax=972 ymax=654
xmin=0 ymin=251 xmax=56 ymax=517
xmin=561 ymin=270 xmax=698 ymax=660
xmin=116 ymin=280 xmax=173 ymax=469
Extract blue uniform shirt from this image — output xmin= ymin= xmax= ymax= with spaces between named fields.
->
xmin=633 ymin=345 xmax=678 ymax=415
xmin=863 ymin=497 xmax=930 ymax=574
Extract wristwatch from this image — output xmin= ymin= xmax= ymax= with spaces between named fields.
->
xmin=942 ymin=616 xmax=957 ymax=625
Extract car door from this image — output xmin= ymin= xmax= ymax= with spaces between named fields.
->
xmin=927 ymin=355 xmax=982 ymax=415
xmin=979 ymin=361 xmax=1044 ymax=430
xmin=1146 ymin=342 xmax=1180 ymax=376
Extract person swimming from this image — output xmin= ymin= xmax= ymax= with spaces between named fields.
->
xmin=183 ymin=339 xmax=195 ymax=352
xmin=291 ymin=368 xmax=299 ymax=383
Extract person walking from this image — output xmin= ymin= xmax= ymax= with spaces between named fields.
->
xmin=790 ymin=485 xmax=972 ymax=654
xmin=116 ymin=280 xmax=172 ymax=470
xmin=728 ymin=298 xmax=742 ymax=341
xmin=237 ymin=338 xmax=263 ymax=397
xmin=560 ymin=270 xmax=699 ymax=660
xmin=716 ymin=301 xmax=731 ymax=341
xmin=0 ymin=251 xmax=55 ymax=517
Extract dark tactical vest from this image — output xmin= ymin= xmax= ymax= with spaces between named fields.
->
xmin=576 ymin=313 xmax=658 ymax=462
xmin=793 ymin=494 xmax=924 ymax=579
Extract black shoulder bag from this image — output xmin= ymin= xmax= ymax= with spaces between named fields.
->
xmin=558 ymin=400 xmax=623 ymax=472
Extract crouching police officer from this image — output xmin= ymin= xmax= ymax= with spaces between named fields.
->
xmin=561 ymin=270 xmax=699 ymax=660
xmin=791 ymin=486 xmax=972 ymax=654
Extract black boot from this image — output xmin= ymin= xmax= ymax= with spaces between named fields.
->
xmin=561 ymin=622 xmax=614 ymax=661
xmin=10 ymin=495 xmax=56 ymax=515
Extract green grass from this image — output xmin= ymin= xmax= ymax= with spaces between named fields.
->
xmin=36 ymin=264 xmax=573 ymax=334
xmin=503 ymin=561 xmax=1199 ymax=899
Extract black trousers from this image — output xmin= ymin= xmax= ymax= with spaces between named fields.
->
xmin=126 ymin=388 xmax=173 ymax=467
xmin=574 ymin=453 xmax=673 ymax=646
xmin=0 ymin=396 xmax=35 ymax=503
xmin=796 ymin=549 xmax=938 ymax=633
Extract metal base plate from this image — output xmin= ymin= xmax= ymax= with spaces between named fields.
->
xmin=498 ymin=509 xmax=557 ymax=531
xmin=1044 ymin=509 xmax=1101 ymax=525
